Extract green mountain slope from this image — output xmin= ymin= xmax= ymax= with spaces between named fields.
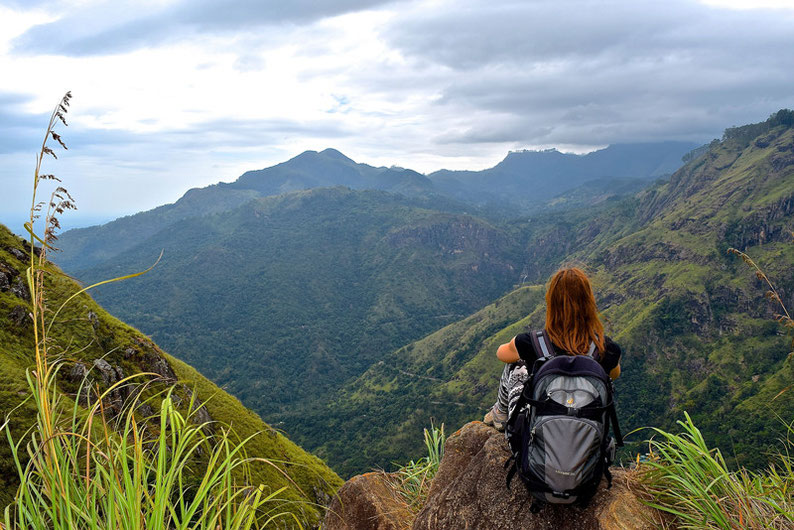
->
xmin=54 ymin=149 xmax=450 ymax=273
xmin=312 ymin=111 xmax=794 ymax=475
xmin=69 ymin=188 xmax=522 ymax=430
xmin=0 ymin=224 xmax=342 ymax=523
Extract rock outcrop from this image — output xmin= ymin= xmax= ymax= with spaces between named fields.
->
xmin=324 ymin=472 xmax=414 ymax=530
xmin=323 ymin=422 xmax=663 ymax=530
xmin=414 ymin=422 xmax=660 ymax=529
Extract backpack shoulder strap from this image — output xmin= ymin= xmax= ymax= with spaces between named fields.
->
xmin=530 ymin=330 xmax=554 ymax=359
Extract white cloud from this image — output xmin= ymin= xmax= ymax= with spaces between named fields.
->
xmin=0 ymin=0 xmax=793 ymax=229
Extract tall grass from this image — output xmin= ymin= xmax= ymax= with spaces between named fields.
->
xmin=1 ymin=92 xmax=304 ymax=529
xmin=392 ymin=424 xmax=445 ymax=510
xmin=729 ymin=246 xmax=794 ymax=359
xmin=3 ymin=371 xmax=301 ymax=529
xmin=637 ymin=413 xmax=794 ymax=529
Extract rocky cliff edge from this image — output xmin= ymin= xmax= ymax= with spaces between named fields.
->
xmin=324 ymin=421 xmax=665 ymax=530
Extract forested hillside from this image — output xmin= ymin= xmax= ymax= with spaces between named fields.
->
xmin=305 ymin=111 xmax=794 ymax=475
xmin=70 ymin=188 xmax=523 ymax=421
xmin=0 ymin=224 xmax=342 ymax=522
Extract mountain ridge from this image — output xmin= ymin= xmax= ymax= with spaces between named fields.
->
xmin=428 ymin=141 xmax=698 ymax=207
xmin=54 ymin=141 xmax=695 ymax=273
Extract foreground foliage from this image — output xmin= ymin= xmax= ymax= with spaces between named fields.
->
xmin=638 ymin=413 xmax=794 ymax=529
xmin=3 ymin=373 xmax=301 ymax=529
xmin=392 ymin=424 xmax=446 ymax=511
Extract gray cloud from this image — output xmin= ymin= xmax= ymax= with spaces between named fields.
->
xmin=0 ymin=88 xmax=352 ymax=155
xmin=0 ymin=93 xmax=50 ymax=154
xmin=379 ymin=0 xmax=794 ymax=146
xmin=163 ymin=117 xmax=354 ymax=151
xmin=13 ymin=0 xmax=403 ymax=56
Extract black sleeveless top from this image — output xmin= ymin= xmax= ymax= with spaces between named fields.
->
xmin=514 ymin=332 xmax=622 ymax=373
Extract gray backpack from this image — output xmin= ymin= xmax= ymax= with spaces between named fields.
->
xmin=505 ymin=330 xmax=623 ymax=512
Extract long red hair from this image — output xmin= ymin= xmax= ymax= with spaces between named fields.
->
xmin=544 ymin=267 xmax=605 ymax=355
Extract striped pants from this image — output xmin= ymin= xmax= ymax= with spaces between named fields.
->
xmin=496 ymin=361 xmax=529 ymax=418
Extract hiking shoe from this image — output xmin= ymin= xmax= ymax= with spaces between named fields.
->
xmin=483 ymin=404 xmax=508 ymax=432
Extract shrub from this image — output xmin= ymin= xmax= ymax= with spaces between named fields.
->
xmin=392 ymin=423 xmax=445 ymax=511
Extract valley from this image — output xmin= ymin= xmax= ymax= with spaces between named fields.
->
xmin=43 ymin=113 xmax=794 ymax=478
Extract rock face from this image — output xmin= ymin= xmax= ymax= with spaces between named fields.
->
xmin=414 ymin=422 xmax=660 ymax=530
xmin=323 ymin=422 xmax=663 ymax=530
xmin=323 ymin=471 xmax=413 ymax=530
xmin=8 ymin=305 xmax=28 ymax=327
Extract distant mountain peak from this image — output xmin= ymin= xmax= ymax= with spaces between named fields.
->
xmin=284 ymin=148 xmax=355 ymax=166
xmin=318 ymin=148 xmax=355 ymax=163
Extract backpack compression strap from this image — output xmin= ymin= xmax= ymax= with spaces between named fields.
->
xmin=506 ymin=330 xmax=556 ymax=489
xmin=531 ymin=330 xmax=597 ymax=358
xmin=508 ymin=330 xmax=553 ymax=428
xmin=530 ymin=330 xmax=554 ymax=360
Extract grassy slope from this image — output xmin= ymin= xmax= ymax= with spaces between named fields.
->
xmin=0 ymin=224 xmax=342 ymax=524
xmin=320 ymin=121 xmax=794 ymax=476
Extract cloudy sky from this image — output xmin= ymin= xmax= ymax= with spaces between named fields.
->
xmin=1 ymin=0 xmax=793 ymax=230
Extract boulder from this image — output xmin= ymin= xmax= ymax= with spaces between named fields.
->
xmin=137 ymin=402 xmax=155 ymax=419
xmin=413 ymin=422 xmax=662 ymax=530
xmin=5 ymin=247 xmax=26 ymax=261
xmin=8 ymin=305 xmax=29 ymax=327
xmin=93 ymin=359 xmax=118 ymax=385
xmin=67 ymin=362 xmax=94 ymax=406
xmin=134 ymin=337 xmax=177 ymax=381
xmin=323 ymin=471 xmax=414 ymax=530
xmin=92 ymin=359 xmax=130 ymax=415
xmin=68 ymin=362 xmax=89 ymax=383
xmin=179 ymin=385 xmax=214 ymax=433
xmin=88 ymin=310 xmax=99 ymax=330
xmin=10 ymin=278 xmax=29 ymax=300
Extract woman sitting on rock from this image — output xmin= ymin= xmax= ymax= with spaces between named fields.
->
xmin=484 ymin=266 xmax=622 ymax=431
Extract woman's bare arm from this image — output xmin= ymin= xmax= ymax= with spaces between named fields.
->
xmin=496 ymin=336 xmax=520 ymax=363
